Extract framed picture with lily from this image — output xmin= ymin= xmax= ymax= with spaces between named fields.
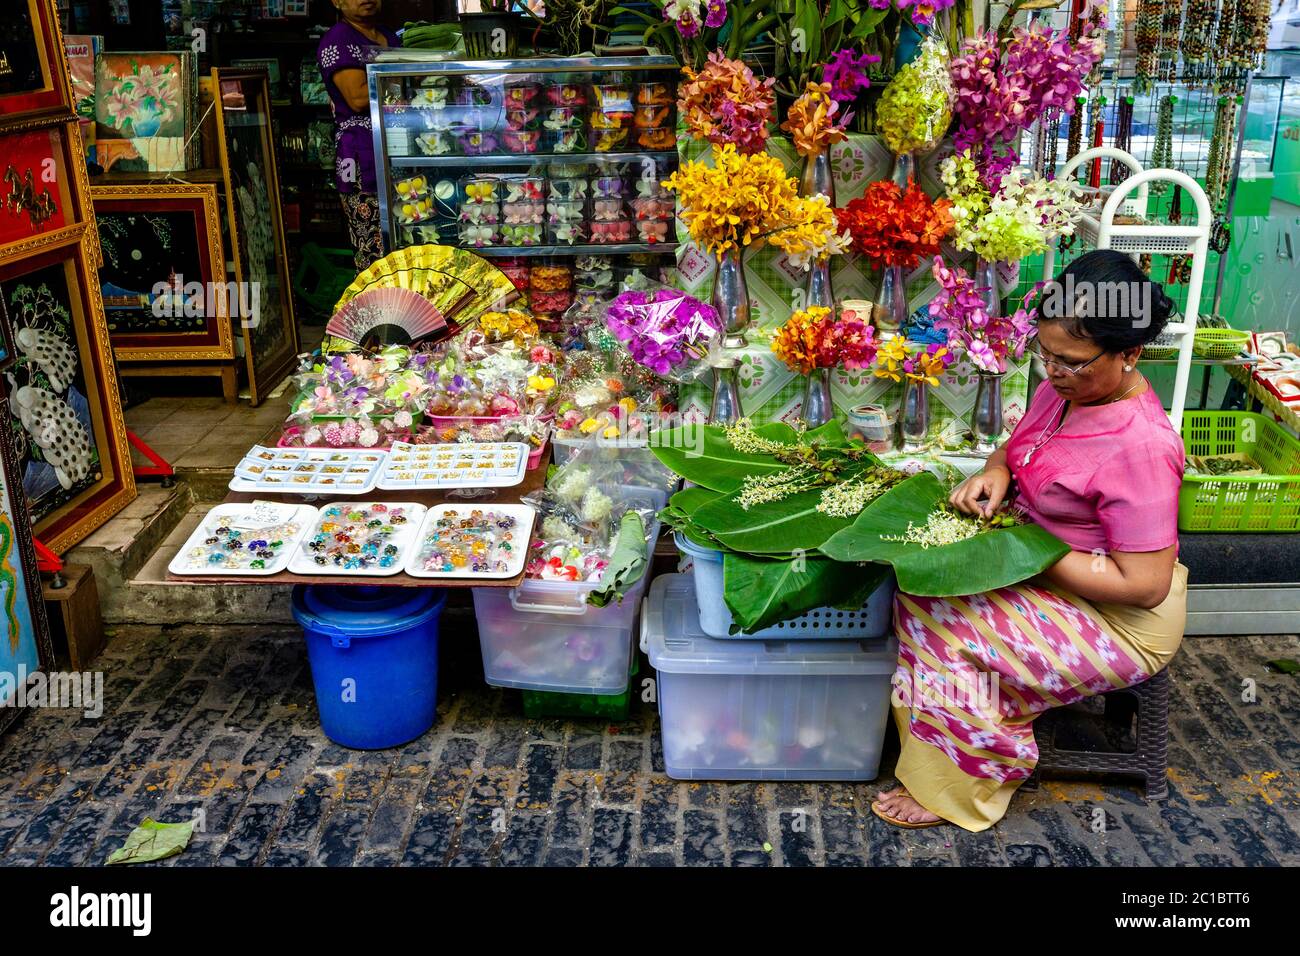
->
xmin=93 ymin=50 xmax=197 ymax=173
xmin=0 ymin=0 xmax=75 ymax=132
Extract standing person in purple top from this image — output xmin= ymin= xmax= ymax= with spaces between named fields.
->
xmin=318 ymin=0 xmax=401 ymax=272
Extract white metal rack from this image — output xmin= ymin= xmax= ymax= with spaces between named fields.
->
xmin=1041 ymin=146 xmax=1212 ymax=431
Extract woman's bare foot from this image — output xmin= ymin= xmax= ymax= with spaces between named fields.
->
xmin=872 ymin=788 xmax=943 ymax=826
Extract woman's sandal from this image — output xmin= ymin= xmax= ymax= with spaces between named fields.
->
xmin=870 ymin=789 xmax=948 ymax=830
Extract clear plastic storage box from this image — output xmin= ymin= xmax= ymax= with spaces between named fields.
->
xmin=471 ymin=486 xmax=664 ymax=695
xmin=641 ymin=573 xmax=897 ymax=781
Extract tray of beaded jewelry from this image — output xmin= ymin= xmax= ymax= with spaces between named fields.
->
xmin=403 ymin=504 xmax=537 ymax=580
xmin=376 ymin=441 xmax=528 ymax=490
xmin=287 ymin=502 xmax=428 ymax=577
xmin=168 ymin=501 xmax=317 ymax=576
xmin=230 ymin=446 xmax=386 ymax=495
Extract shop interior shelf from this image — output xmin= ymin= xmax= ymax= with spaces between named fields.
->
xmin=471 ymin=242 xmax=678 ymax=257
xmin=388 ymin=151 xmax=679 ymax=168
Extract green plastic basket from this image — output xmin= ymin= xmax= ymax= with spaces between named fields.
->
xmin=292 ymin=243 xmax=356 ymax=317
xmin=520 ymin=658 xmax=640 ymax=721
xmin=1192 ymin=327 xmax=1250 ymax=359
xmin=1179 ymin=411 xmax=1300 ymax=532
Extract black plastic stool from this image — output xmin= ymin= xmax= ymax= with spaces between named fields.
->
xmin=1025 ymin=668 xmax=1170 ymax=801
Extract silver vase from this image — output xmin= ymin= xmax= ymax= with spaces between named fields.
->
xmin=806 ymin=257 xmax=834 ymax=310
xmin=709 ymin=359 xmax=744 ymax=424
xmin=871 ymin=263 xmax=907 ymax=339
xmin=802 ymin=367 xmax=835 ymax=427
xmin=899 ymin=378 xmax=930 ymax=452
xmin=971 ymin=372 xmax=1005 ymax=455
xmin=712 ymin=248 xmax=751 ymax=348
xmin=974 ymin=258 xmax=1002 ymax=318
xmin=800 ymin=149 xmax=835 ymax=205
xmin=890 ymin=151 xmax=915 ymax=188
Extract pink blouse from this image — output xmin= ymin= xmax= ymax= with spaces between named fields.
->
xmin=1005 ymin=380 xmax=1184 ymax=554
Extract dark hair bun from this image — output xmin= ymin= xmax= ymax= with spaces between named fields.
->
xmin=1048 ymin=249 xmax=1175 ymax=352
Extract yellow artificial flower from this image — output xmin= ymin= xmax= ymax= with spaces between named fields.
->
xmin=874 ymin=337 xmax=910 ymax=383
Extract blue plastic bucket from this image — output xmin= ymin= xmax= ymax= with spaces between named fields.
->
xmin=291 ymin=585 xmax=447 ymax=749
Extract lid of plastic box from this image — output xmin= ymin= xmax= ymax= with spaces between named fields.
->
xmin=294 ymin=584 xmax=446 ymax=637
xmin=641 ymin=574 xmax=898 ymax=676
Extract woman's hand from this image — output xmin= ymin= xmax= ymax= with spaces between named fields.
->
xmin=949 ymin=464 xmax=1012 ymax=518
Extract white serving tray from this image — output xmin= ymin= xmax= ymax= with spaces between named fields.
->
xmin=377 ymin=441 xmax=528 ymax=491
xmin=168 ymin=501 xmax=318 ymax=577
xmin=287 ymin=501 xmax=428 ymax=577
xmin=231 ymin=445 xmax=386 ymax=495
xmin=403 ymin=503 xmax=537 ymax=580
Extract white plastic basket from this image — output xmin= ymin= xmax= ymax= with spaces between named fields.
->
xmin=674 ymin=534 xmax=895 ymax=639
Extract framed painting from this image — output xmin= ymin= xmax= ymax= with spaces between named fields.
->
xmin=0 ymin=0 xmax=74 ymax=131
xmin=0 ymin=402 xmax=53 ymax=737
xmin=0 ymin=235 xmax=135 ymax=554
xmin=91 ymin=183 xmax=233 ymax=362
xmin=212 ymin=68 xmax=299 ymax=406
xmin=93 ymin=50 xmax=196 ymax=173
xmin=0 ymin=120 xmax=96 ymax=255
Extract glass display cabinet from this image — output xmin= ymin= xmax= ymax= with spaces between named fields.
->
xmin=367 ymin=54 xmax=681 ymax=319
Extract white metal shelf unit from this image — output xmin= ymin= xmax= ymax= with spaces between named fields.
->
xmin=1040 ymin=147 xmax=1212 ymax=431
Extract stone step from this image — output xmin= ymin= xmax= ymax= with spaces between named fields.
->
xmin=120 ymin=501 xmax=297 ymax=625
xmin=66 ymin=481 xmax=194 ymax=607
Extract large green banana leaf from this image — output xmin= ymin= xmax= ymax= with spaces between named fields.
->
xmin=819 ymin=471 xmax=1071 ymax=597
xmin=648 ymin=421 xmax=851 ymax=493
xmin=692 ymin=480 xmax=861 ymax=554
xmin=723 ymin=551 xmax=891 ymax=634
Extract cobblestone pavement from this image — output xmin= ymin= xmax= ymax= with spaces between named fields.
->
xmin=1 ymin=616 xmax=1298 ymax=867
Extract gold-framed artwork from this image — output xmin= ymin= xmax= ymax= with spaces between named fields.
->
xmin=0 ymin=118 xmax=99 ymax=267
xmin=91 ymin=183 xmax=234 ymax=362
xmin=211 ymin=68 xmax=299 ymax=406
xmin=0 ymin=0 xmax=75 ymax=133
xmin=0 ymin=233 xmax=135 ymax=554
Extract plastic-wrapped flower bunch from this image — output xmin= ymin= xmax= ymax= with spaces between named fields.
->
xmin=423 ymin=337 xmax=560 ymax=420
xmin=552 ymin=345 xmax=674 ymax=441
xmin=941 ymin=149 xmax=1085 ymax=263
xmin=287 ymin=346 xmax=432 ymax=448
xmin=875 ymin=35 xmax=953 ymax=157
xmin=677 ymin=50 xmax=775 ymax=155
xmin=928 ymin=255 xmax=1038 ymax=374
xmin=604 ymin=287 xmax=722 ymax=383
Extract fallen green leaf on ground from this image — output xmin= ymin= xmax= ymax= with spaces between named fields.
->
xmin=106 ymin=818 xmax=195 ymax=865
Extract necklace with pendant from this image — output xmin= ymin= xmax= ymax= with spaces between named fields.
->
xmin=1021 ymin=379 xmax=1143 ymax=467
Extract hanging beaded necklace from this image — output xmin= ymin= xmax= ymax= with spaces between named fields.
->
xmin=1134 ymin=0 xmax=1161 ymax=95
xmin=1157 ymin=2 xmax=1184 ymax=83
xmin=1148 ymin=93 xmax=1175 ymax=197
xmin=1182 ymin=0 xmax=1215 ymax=83
xmin=1110 ymin=94 xmax=1134 ymax=184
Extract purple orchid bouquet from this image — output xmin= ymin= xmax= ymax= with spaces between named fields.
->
xmin=949 ymin=0 xmax=1106 ymax=183
xmin=928 ymin=256 xmax=1038 ymax=375
xmin=604 ymin=287 xmax=722 ymax=383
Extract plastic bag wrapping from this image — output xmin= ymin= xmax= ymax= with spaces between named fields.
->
xmin=521 ymin=454 xmax=659 ymax=591
xmin=414 ymin=412 xmax=552 ymax=451
xmin=423 ymin=337 xmax=562 ymax=419
xmin=602 ymin=282 xmax=722 ymax=385
xmin=550 ymin=429 xmax=679 ymax=495
xmin=876 ymin=35 xmax=953 ymax=156
xmin=551 ymin=342 xmax=677 ymax=444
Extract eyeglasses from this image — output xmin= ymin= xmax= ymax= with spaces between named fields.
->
xmin=1028 ymin=341 xmax=1107 ymax=377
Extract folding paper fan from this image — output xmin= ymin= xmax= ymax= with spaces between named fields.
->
xmin=325 ymin=287 xmax=449 ymax=349
xmin=333 ymin=245 xmax=518 ymax=335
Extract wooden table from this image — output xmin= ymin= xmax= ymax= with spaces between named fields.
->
xmin=166 ymin=450 xmax=550 ymax=589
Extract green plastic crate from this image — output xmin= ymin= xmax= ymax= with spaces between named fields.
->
xmin=1179 ymin=411 xmax=1300 ymax=532
xmin=292 ymin=243 xmax=356 ymax=317
xmin=520 ymin=658 xmax=640 ymax=721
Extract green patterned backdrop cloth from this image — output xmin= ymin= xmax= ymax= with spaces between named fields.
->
xmin=674 ymin=132 xmax=1031 ymax=449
